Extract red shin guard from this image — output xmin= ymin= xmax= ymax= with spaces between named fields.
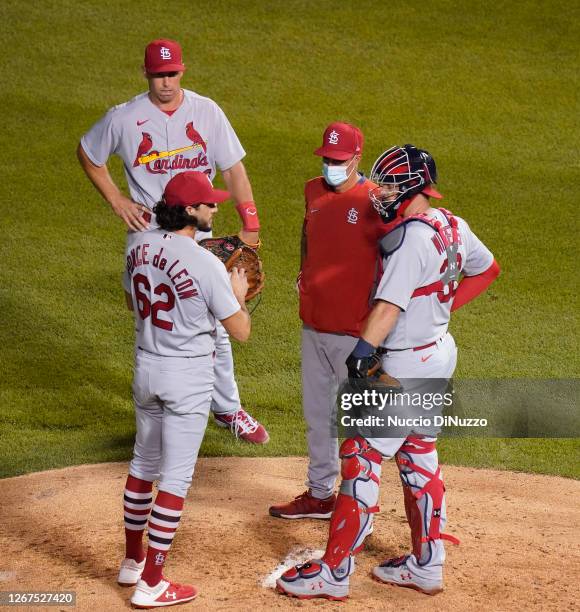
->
xmin=396 ymin=437 xmax=459 ymax=564
xmin=323 ymin=437 xmax=382 ymax=569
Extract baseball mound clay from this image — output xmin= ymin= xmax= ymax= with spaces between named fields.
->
xmin=0 ymin=458 xmax=578 ymax=611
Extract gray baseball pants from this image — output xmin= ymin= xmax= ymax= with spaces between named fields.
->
xmin=129 ymin=349 xmax=215 ymax=498
xmin=302 ymin=325 xmax=358 ymax=500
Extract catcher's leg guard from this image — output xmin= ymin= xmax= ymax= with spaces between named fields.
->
xmin=322 ymin=436 xmax=382 ymax=573
xmin=395 ymin=437 xmax=459 ymax=567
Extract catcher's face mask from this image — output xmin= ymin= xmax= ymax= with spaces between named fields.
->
xmin=369 ymin=184 xmax=406 ymax=223
xmin=369 ymin=144 xmax=441 ymax=223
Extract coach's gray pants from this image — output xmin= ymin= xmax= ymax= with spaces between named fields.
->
xmin=302 ymin=326 xmax=358 ymax=500
xmin=129 ymin=350 xmax=215 ymax=498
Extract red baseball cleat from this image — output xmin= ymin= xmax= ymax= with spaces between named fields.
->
xmin=214 ymin=407 xmax=269 ymax=444
xmin=131 ymin=577 xmax=198 ymax=608
xmin=269 ymin=490 xmax=336 ymax=519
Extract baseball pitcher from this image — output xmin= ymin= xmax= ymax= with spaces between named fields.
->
xmin=119 ymin=171 xmax=251 ymax=608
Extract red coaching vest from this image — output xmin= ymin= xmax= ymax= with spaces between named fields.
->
xmin=299 ymin=176 xmax=386 ymax=335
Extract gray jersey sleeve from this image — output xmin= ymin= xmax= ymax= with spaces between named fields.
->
xmin=211 ymin=102 xmax=246 ymax=171
xmin=122 ymin=269 xmax=130 ymax=293
xmin=459 ymin=218 xmax=494 ymax=276
xmin=199 ymin=254 xmax=241 ymax=321
xmin=375 ymin=237 xmax=426 ymax=312
xmin=80 ymin=107 xmax=120 ymax=166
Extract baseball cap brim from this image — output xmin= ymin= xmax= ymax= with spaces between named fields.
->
xmin=423 ymin=185 xmax=443 ymax=199
xmin=206 ymin=188 xmax=231 ymax=204
xmin=313 ymin=146 xmax=354 ymax=160
xmin=146 ymin=63 xmax=186 ymax=73
xmin=163 ymin=171 xmax=232 ymax=207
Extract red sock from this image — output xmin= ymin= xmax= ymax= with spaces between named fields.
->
xmin=141 ymin=490 xmax=184 ymax=587
xmin=123 ymin=475 xmax=153 ymax=563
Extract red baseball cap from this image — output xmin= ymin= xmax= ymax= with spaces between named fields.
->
xmin=145 ymin=39 xmax=186 ymax=73
xmin=314 ymin=122 xmax=364 ymax=160
xmin=163 ymin=172 xmax=230 ymax=207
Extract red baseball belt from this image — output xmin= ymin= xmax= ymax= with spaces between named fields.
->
xmin=378 ymin=334 xmax=446 ymax=354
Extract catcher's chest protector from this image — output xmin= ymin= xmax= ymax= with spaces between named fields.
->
xmin=379 ymin=208 xmax=461 ymax=302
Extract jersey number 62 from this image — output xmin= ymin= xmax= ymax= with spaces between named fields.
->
xmin=133 ymin=273 xmax=175 ymax=331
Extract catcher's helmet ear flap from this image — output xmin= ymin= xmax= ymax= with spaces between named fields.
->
xmin=369 ymin=144 xmax=439 ymax=223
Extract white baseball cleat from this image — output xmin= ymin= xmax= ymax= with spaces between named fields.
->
xmin=131 ymin=578 xmax=199 ymax=608
xmin=118 ymin=558 xmax=145 ymax=587
xmin=276 ymin=560 xmax=350 ymax=601
xmin=372 ymin=555 xmax=443 ymax=595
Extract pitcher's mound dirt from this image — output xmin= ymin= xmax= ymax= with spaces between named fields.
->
xmin=0 ymin=458 xmax=578 ymax=611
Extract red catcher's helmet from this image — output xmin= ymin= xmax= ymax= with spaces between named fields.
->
xmin=369 ymin=144 xmax=442 ymax=222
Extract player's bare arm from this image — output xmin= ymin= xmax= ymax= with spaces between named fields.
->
xmin=221 ymin=161 xmax=260 ymax=247
xmin=220 ymin=267 xmax=251 ymax=342
xmin=77 ymin=144 xmax=149 ymax=232
xmin=360 ymin=300 xmax=401 ymax=347
xmin=345 ymin=301 xmax=401 ymax=380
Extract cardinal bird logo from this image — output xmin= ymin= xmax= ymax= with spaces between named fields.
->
xmin=133 ymin=132 xmax=153 ymax=167
xmin=185 ymin=122 xmax=207 ymax=153
xmin=134 ymin=125 xmax=209 ymax=174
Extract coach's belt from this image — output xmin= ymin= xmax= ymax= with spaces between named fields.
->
xmin=378 ymin=334 xmax=446 ymax=354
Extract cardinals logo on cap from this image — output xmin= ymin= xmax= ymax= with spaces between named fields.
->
xmin=328 ymin=130 xmax=340 ymax=145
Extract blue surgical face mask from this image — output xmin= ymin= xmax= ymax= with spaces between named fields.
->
xmin=323 ymin=160 xmax=355 ymax=187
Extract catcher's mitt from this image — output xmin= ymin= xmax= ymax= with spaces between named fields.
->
xmin=199 ymin=235 xmax=264 ymax=302
xmin=346 ymin=352 xmax=402 ymax=393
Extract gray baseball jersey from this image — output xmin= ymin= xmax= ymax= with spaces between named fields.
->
xmin=80 ymin=89 xmax=245 ymax=210
xmin=123 ymin=229 xmax=240 ymax=357
xmin=376 ymin=209 xmax=494 ymax=350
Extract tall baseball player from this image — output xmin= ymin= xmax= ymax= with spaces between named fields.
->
xmin=77 ymin=38 xmax=267 ymax=444
xmin=269 ymin=122 xmax=387 ymax=519
xmin=119 ymin=171 xmax=251 ymax=608
xmin=277 ymin=144 xmax=500 ymax=600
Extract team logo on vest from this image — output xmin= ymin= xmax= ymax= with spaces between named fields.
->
xmin=346 ymin=208 xmax=359 ymax=224
xmin=133 ymin=123 xmax=208 ymax=175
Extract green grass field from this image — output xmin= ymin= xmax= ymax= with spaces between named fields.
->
xmin=0 ymin=1 xmax=578 ymax=479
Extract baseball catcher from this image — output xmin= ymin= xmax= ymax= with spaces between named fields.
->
xmin=276 ymin=144 xmax=500 ymax=601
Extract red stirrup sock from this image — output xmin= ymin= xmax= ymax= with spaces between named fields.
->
xmin=123 ymin=475 xmax=154 ymax=563
xmin=141 ymin=491 xmax=184 ymax=587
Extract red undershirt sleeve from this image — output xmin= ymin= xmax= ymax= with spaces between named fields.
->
xmin=451 ymin=259 xmax=501 ymax=312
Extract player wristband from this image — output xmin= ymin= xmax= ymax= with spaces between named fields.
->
xmin=352 ymin=338 xmax=377 ymax=358
xmin=236 ymin=201 xmax=260 ymax=232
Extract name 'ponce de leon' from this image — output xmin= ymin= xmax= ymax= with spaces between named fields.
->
xmin=126 ymin=244 xmax=198 ymax=300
